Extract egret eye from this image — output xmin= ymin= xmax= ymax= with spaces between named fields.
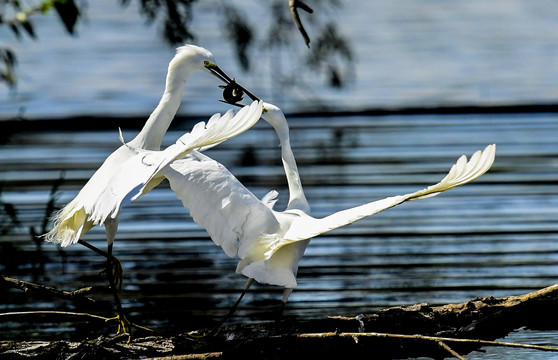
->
xmin=222 ymin=83 xmax=244 ymax=104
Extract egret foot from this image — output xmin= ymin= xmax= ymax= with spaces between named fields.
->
xmin=106 ymin=314 xmax=132 ymax=342
xmin=102 ymin=243 xmax=131 ymax=341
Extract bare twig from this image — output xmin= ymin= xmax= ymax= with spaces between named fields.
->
xmin=297 ymin=331 xmax=558 ymax=352
xmin=288 ymin=0 xmax=313 ymax=47
xmin=1 ymin=274 xmax=95 ymax=304
xmin=0 ymin=310 xmax=107 ymax=321
xmin=437 ymin=340 xmax=466 ymax=360
xmin=0 ymin=310 xmax=153 ymax=333
xmin=143 ymin=352 xmax=223 ymax=360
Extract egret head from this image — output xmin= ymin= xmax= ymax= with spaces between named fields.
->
xmin=260 ymin=103 xmax=288 ymax=135
xmin=170 ymin=44 xmax=216 ymax=76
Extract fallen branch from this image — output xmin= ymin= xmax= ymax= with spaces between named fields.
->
xmin=0 ymin=311 xmax=154 ymax=333
xmin=1 ymin=274 xmax=95 ymax=304
xmin=3 ymin=285 xmax=558 ymax=359
xmin=298 ymin=331 xmax=558 ymax=352
xmin=336 ymin=283 xmax=558 ymax=340
xmin=144 ymin=353 xmax=223 ymax=360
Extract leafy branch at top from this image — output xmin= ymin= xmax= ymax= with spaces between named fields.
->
xmin=1 ymin=0 xmax=354 ymax=95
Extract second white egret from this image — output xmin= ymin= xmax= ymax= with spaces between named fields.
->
xmin=132 ymin=102 xmax=496 ymax=322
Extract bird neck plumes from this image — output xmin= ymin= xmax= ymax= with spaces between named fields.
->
xmin=129 ymin=53 xmax=199 ymax=150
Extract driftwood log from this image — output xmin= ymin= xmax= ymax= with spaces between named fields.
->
xmin=2 ymin=283 xmax=558 ymax=359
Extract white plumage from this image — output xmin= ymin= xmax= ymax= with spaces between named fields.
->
xmin=140 ymin=103 xmax=497 ymax=303
xmin=45 ymin=100 xmax=263 ymax=247
xmin=42 ymin=43 xmax=263 ymax=336
xmin=43 ymin=44 xmax=252 ymax=248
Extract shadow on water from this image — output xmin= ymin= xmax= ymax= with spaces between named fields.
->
xmin=1 ymin=108 xmax=558 ymax=342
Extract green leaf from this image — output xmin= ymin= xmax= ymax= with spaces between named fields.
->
xmin=40 ymin=0 xmax=55 ymax=14
xmin=1 ymin=49 xmax=17 ymax=67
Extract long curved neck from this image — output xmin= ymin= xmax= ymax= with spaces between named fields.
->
xmin=272 ymin=120 xmax=310 ymax=212
xmin=128 ymin=63 xmax=193 ymax=150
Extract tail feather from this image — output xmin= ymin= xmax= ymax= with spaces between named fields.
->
xmin=43 ymin=204 xmax=93 ymax=247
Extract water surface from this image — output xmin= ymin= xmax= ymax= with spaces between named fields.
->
xmin=1 ymin=111 xmax=557 ymax=359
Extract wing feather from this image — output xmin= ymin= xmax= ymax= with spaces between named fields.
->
xmin=44 ymin=101 xmax=263 ymax=247
xmin=282 ymin=144 xmax=496 ymax=244
xmin=133 ymin=100 xmax=263 ymax=199
xmin=164 ymin=151 xmax=280 ymax=257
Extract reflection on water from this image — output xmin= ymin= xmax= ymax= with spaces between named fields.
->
xmin=1 ymin=112 xmax=558 ymax=350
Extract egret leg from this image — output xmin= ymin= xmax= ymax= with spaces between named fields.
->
xmin=104 ymin=242 xmax=132 ymax=341
xmin=77 ymin=239 xmax=124 ymax=289
xmin=189 ymin=278 xmax=254 ymax=337
xmin=275 ymin=288 xmax=293 ymax=321
xmin=218 ymin=278 xmax=255 ymax=327
xmin=274 ymin=288 xmax=292 ymax=322
xmin=274 ymin=301 xmax=287 ymax=322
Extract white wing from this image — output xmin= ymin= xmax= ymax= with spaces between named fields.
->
xmin=133 ymin=100 xmax=263 ymax=199
xmin=44 ymin=101 xmax=263 ymax=247
xmin=163 ymin=150 xmax=281 ymax=257
xmin=282 ymin=144 xmax=496 ymax=244
xmin=97 ymin=100 xmax=263 ymax=224
xmin=44 ymin=145 xmax=139 ymax=246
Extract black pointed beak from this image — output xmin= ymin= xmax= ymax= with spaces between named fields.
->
xmin=204 ymin=61 xmax=260 ymax=106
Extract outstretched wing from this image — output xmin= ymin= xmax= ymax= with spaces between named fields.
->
xmin=133 ymin=100 xmax=263 ymax=198
xmin=44 ymin=145 xmax=139 ymax=246
xmin=98 ymin=100 xmax=264 ymax=225
xmin=281 ymin=144 xmax=496 ymax=244
xmin=44 ymin=101 xmax=263 ymax=247
xmin=163 ymin=151 xmax=281 ymax=257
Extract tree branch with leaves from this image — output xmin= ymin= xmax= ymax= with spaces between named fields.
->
xmin=1 ymin=0 xmax=353 ymax=95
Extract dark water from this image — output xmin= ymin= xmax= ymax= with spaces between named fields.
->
xmin=1 ymin=111 xmax=558 ymax=359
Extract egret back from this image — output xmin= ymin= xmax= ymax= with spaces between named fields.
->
xmin=164 ymin=151 xmax=281 ymax=257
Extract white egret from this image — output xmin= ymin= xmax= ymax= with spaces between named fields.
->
xmin=43 ymin=43 xmax=263 ymax=336
xmin=131 ymin=102 xmax=496 ymax=323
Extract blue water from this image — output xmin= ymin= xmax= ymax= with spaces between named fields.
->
xmin=2 ymin=111 xmax=558 ymax=359
xmin=2 ymin=1 xmax=558 ymax=358
xmin=2 ymin=0 xmax=558 ymax=118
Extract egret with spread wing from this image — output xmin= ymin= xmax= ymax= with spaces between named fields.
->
xmin=44 ymin=44 xmax=262 ymax=336
xmin=133 ymin=102 xmax=496 ymax=323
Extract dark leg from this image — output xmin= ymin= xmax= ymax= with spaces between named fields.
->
xmin=78 ymin=239 xmax=110 ymax=257
xmin=218 ymin=278 xmax=255 ymax=327
xmin=78 ymin=239 xmax=130 ymax=340
xmin=274 ymin=301 xmax=287 ymax=322
xmin=78 ymin=239 xmax=123 ymax=289
xmin=104 ymin=242 xmax=132 ymax=340
xmin=191 ymin=278 xmax=254 ymax=336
